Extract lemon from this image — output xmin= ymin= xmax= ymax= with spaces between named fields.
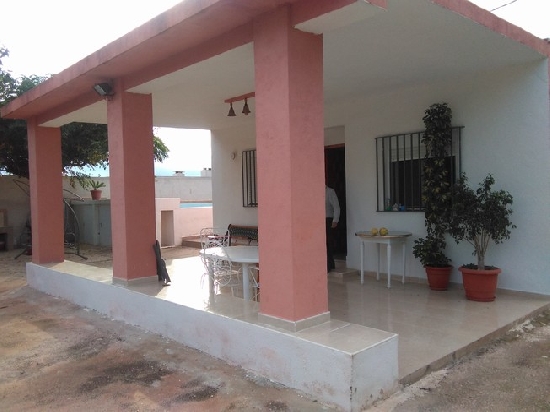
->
xmin=371 ymin=227 xmax=378 ymax=236
xmin=379 ymin=227 xmax=389 ymax=236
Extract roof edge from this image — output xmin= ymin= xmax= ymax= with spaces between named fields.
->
xmin=432 ymin=0 xmax=550 ymax=58
xmin=0 ymin=0 xmax=225 ymax=120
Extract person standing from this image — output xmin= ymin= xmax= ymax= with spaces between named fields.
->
xmin=325 ymin=185 xmax=340 ymax=272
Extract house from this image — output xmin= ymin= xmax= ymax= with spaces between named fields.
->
xmin=2 ymin=1 xmax=549 ymax=410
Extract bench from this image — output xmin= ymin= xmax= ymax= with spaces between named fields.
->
xmin=226 ymin=224 xmax=258 ymax=246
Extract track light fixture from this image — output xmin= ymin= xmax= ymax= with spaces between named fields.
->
xmin=224 ymin=92 xmax=255 ymax=117
xmin=227 ymin=102 xmax=236 ymax=117
xmin=242 ymin=98 xmax=251 ymax=115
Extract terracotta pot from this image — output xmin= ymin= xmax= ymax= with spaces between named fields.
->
xmin=425 ymin=265 xmax=452 ymax=291
xmin=90 ymin=189 xmax=102 ymax=200
xmin=459 ymin=266 xmax=501 ymax=302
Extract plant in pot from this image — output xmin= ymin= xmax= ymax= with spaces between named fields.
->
xmin=89 ymin=179 xmax=106 ymax=200
xmin=81 ymin=178 xmax=106 ymax=200
xmin=412 ymin=102 xmax=453 ymax=290
xmin=449 ymin=173 xmax=516 ymax=301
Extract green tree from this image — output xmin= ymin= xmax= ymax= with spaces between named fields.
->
xmin=1 ymin=46 xmax=169 ymax=179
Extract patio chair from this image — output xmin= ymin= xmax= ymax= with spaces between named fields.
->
xmin=201 ymin=246 xmax=242 ymax=296
xmin=247 ymin=264 xmax=260 ymax=302
xmin=199 ymin=227 xmax=228 ymax=249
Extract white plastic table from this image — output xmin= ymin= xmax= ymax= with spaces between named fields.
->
xmin=200 ymin=245 xmax=259 ymax=300
xmin=355 ymin=231 xmax=412 ymax=288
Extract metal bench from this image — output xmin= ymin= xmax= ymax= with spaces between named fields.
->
xmin=226 ymin=224 xmax=258 ymax=246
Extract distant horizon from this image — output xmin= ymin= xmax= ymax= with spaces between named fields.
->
xmin=79 ymin=165 xmax=207 ymax=178
xmin=1 ymin=169 xmax=208 ymax=178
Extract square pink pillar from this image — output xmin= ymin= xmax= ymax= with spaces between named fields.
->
xmin=27 ymin=120 xmax=65 ymax=263
xmin=107 ymin=88 xmax=157 ymax=283
xmin=253 ymin=7 xmax=328 ymax=328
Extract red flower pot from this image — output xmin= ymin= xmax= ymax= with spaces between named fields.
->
xmin=425 ymin=265 xmax=452 ymax=291
xmin=459 ymin=266 xmax=501 ymax=302
xmin=90 ymin=190 xmax=102 ymax=200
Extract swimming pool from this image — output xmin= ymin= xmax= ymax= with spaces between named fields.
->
xmin=179 ymin=202 xmax=212 ymax=208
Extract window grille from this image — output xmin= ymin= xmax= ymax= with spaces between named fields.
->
xmin=242 ymin=149 xmax=258 ymax=207
xmin=376 ymin=127 xmax=463 ymax=211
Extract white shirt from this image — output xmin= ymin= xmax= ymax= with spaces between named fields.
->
xmin=325 ymin=186 xmax=340 ymax=223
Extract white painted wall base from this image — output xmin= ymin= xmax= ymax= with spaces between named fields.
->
xmin=26 ymin=262 xmax=398 ymax=411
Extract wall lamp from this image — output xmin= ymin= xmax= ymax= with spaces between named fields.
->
xmin=93 ymin=82 xmax=115 ymax=98
xmin=225 ymin=92 xmax=255 ymax=117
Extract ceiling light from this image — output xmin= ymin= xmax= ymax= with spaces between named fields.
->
xmin=242 ymin=98 xmax=251 ymax=115
xmin=227 ymin=102 xmax=236 ymax=117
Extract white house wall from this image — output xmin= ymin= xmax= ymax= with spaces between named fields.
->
xmin=211 ymin=123 xmax=258 ymax=231
xmin=212 ymin=60 xmax=549 ymax=296
xmin=211 ymin=124 xmax=346 ymax=231
xmin=343 ymin=60 xmax=550 ymax=295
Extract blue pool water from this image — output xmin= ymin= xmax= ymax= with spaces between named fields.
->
xmin=180 ymin=202 xmax=212 ymax=208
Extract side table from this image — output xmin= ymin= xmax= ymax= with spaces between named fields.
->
xmin=355 ymin=231 xmax=412 ymax=288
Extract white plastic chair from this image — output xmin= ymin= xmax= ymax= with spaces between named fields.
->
xmin=201 ymin=246 xmax=241 ymax=296
xmin=247 ymin=264 xmax=260 ymax=301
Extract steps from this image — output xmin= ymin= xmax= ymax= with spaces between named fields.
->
xmin=181 ymin=236 xmax=201 ymax=249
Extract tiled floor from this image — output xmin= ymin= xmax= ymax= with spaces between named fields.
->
xmin=327 ymin=270 xmax=550 ymax=382
xmin=151 ymin=253 xmax=550 ymax=384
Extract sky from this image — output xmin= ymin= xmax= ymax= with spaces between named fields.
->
xmin=1 ymin=0 xmax=548 ymax=174
xmin=0 ymin=0 xmax=208 ymax=176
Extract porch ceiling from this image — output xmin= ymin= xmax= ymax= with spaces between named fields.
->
xmin=3 ymin=0 xmax=547 ymax=131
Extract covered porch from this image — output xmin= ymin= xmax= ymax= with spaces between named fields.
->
xmin=25 ymin=248 xmax=550 ymax=408
xmin=2 ymin=0 xmax=549 ymax=410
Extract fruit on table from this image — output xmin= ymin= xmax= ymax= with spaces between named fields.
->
xmin=371 ymin=227 xmax=378 ymax=235
xmin=379 ymin=227 xmax=389 ymax=236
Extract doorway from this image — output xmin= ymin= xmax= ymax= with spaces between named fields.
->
xmin=325 ymin=145 xmax=347 ymax=258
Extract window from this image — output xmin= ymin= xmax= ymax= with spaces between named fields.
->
xmin=376 ymin=127 xmax=463 ymax=211
xmin=242 ymin=149 xmax=258 ymax=207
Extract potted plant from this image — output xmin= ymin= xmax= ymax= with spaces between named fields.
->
xmin=412 ymin=102 xmax=453 ymax=290
xmin=449 ymin=173 xmax=516 ymax=301
xmin=80 ymin=178 xmax=106 ymax=200
xmin=89 ymin=179 xmax=106 ymax=200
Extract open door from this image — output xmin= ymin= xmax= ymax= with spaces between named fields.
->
xmin=325 ymin=145 xmax=347 ymax=258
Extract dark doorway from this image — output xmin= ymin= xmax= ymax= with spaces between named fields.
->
xmin=325 ymin=145 xmax=347 ymax=258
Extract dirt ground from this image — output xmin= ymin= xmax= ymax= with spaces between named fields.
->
xmin=373 ymin=312 xmax=550 ymax=411
xmin=1 ymin=244 xmax=549 ymax=411
xmin=0 ymin=245 xmax=329 ymax=411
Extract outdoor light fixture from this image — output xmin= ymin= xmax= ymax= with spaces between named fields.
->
xmin=225 ymin=92 xmax=255 ymax=117
xmin=242 ymin=98 xmax=251 ymax=115
xmin=227 ymin=102 xmax=236 ymax=117
xmin=93 ymin=82 xmax=114 ymax=97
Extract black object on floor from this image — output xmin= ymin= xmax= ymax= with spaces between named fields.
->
xmin=153 ymin=240 xmax=171 ymax=286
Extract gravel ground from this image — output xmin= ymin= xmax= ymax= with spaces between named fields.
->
xmin=1 ymin=245 xmax=549 ymax=411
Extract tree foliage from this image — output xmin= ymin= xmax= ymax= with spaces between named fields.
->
xmin=449 ymin=174 xmax=516 ymax=270
xmin=412 ymin=103 xmax=453 ymax=267
xmin=0 ymin=46 xmax=169 ymax=179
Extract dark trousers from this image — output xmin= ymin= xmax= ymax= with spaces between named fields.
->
xmin=326 ymin=218 xmax=335 ymax=271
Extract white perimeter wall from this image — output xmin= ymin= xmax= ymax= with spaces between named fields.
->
xmin=212 ymin=60 xmax=550 ymax=295
xmin=0 ymin=175 xmax=213 ymax=248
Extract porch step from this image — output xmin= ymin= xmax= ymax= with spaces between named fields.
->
xmin=329 ymin=259 xmax=359 ymax=281
xmin=181 ymin=236 xmax=201 ymax=249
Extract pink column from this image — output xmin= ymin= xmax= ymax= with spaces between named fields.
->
xmin=107 ymin=87 xmax=157 ymax=283
xmin=27 ymin=120 xmax=65 ymax=263
xmin=254 ymin=7 xmax=328 ymax=326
